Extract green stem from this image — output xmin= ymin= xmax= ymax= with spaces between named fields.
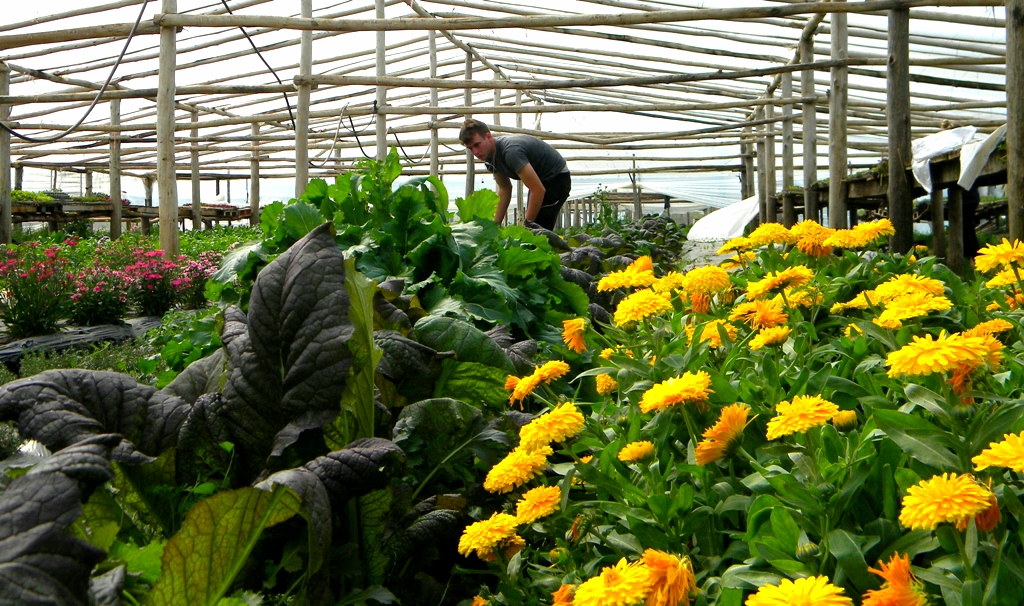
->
xmin=952 ymin=525 xmax=975 ymax=583
xmin=410 ymin=434 xmax=480 ymax=503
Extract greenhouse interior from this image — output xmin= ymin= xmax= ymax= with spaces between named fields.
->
xmin=0 ymin=1 xmax=1022 ymax=605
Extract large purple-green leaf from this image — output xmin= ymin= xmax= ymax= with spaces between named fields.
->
xmin=303 ymin=438 xmax=405 ymax=511
xmin=0 ymin=435 xmax=119 ymax=606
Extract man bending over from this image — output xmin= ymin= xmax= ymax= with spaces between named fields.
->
xmin=459 ymin=119 xmax=572 ymax=230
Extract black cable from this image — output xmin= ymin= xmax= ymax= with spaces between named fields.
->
xmin=219 ymin=0 xmax=296 ymax=132
xmin=348 ymin=115 xmax=373 ymax=160
xmin=0 ymin=0 xmax=151 ymax=143
xmin=392 ymin=131 xmax=429 ymax=165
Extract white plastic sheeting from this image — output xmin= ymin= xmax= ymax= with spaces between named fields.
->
xmin=686 ymin=195 xmax=759 ymax=242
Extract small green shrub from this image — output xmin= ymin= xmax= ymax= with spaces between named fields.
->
xmin=0 ymin=421 xmax=20 ymax=461
xmin=18 ymin=340 xmax=158 ymax=385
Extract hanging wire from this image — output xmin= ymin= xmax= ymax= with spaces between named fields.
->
xmin=345 ymin=102 xmax=378 ymax=159
xmin=308 ymin=102 xmax=349 ymax=169
xmin=0 ymin=0 xmax=152 ymax=143
xmin=218 ymin=0 xmax=296 ymax=132
xmin=391 ymin=130 xmax=431 ymax=165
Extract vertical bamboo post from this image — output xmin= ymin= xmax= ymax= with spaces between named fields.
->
xmin=632 ymin=158 xmax=641 ymax=220
xmin=1 ymin=62 xmax=12 ymax=244
xmin=464 ymin=52 xmax=474 ymax=198
xmin=829 ymin=2 xmax=849 ymax=229
xmin=85 ymin=171 xmax=93 ymax=196
xmin=250 ymin=122 xmax=260 ymax=226
xmin=782 ymin=72 xmax=796 ymax=226
xmin=14 ymin=165 xmax=22 ymax=191
xmin=295 ymin=0 xmax=312 ymax=197
xmin=515 ymin=89 xmax=524 ymax=221
xmin=190 ymin=107 xmax=201 ymax=231
xmin=1008 ymin=0 xmax=1024 ymax=240
xmin=375 ymin=0 xmax=387 ymax=160
xmin=947 ymin=185 xmax=964 ymax=274
xmin=493 ymin=73 xmax=501 ymax=127
xmin=429 ymin=30 xmax=439 ymax=179
xmin=766 ymin=93 xmax=778 ymax=224
xmin=930 ymin=164 xmax=946 ymax=259
xmin=800 ymin=36 xmax=818 ymax=223
xmin=888 ymin=8 xmax=913 ymax=253
xmin=755 ymin=107 xmax=767 ymax=224
xmin=741 ymin=125 xmax=754 ymax=200
xmin=109 ymin=99 xmax=122 ymax=239
xmin=142 ymin=175 xmax=153 ymax=235
xmin=157 ymin=0 xmax=179 ymax=256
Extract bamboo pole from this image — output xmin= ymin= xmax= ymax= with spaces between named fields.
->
xmin=0 ymin=62 xmax=10 ymax=244
xmin=741 ymin=125 xmax=755 ymax=200
xmin=829 ymin=3 xmax=849 ymax=229
xmin=190 ymin=107 xmax=202 ymax=232
xmin=464 ymin=51 xmax=474 ymax=198
xmin=14 ymin=165 xmax=22 ymax=191
xmin=150 ymin=1 xmax=1003 ymax=33
xmin=887 ymin=8 xmax=913 ymax=254
xmin=110 ymin=99 xmax=123 ymax=239
xmin=429 ymin=31 xmax=440 ymax=179
xmin=157 ymin=0 xmax=179 ymax=256
xmin=515 ymin=90 xmax=524 ymax=222
xmin=376 ymin=0 xmax=388 ymax=160
xmin=781 ymin=71 xmax=796 ymax=226
xmin=142 ymin=174 xmax=153 ymax=234
xmin=756 ymin=107 xmax=768 ymax=224
xmin=1009 ymin=0 xmax=1024 ymax=240
xmin=800 ymin=35 xmax=818 ymax=223
xmin=251 ymin=122 xmax=260 ymax=226
xmin=0 ymin=23 xmax=161 ymax=51
xmin=295 ymin=0 xmax=312 ymax=197
xmin=766 ymin=91 xmax=777 ymax=224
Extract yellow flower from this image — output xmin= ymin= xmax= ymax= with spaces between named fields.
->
xmin=872 ymin=293 xmax=952 ymax=328
xmin=874 ymin=274 xmax=945 ymax=299
xmin=962 ymin=318 xmax=1014 ymax=338
xmin=562 ymin=318 xmax=588 ymax=354
xmin=515 ymin=485 xmax=562 ymax=524
xmin=831 ymin=290 xmax=876 ymax=314
xmin=629 ymin=256 xmax=653 ymax=272
xmin=457 ymin=512 xmax=517 ymax=559
xmin=537 ymin=360 xmax=571 ymax=383
xmin=695 ymin=404 xmax=751 ymax=466
xmin=729 ymin=299 xmax=788 ymax=330
xmin=886 ymin=332 xmax=993 ymax=378
xmin=682 ymin=265 xmax=731 ymax=295
xmin=574 ymin=557 xmax=653 ymax=606
xmin=596 ymin=373 xmax=619 ymax=395
xmin=793 ymin=221 xmax=835 ymax=257
xmin=483 ymin=445 xmax=553 ymax=494
xmin=552 ymin=585 xmax=576 ymax=605
xmin=618 ymin=441 xmax=656 ymax=463
xmin=746 ymin=266 xmax=814 ymax=300
xmin=472 ymin=597 xmax=489 ymax=606
xmin=717 ymin=236 xmax=752 ymax=255
xmin=687 ymin=320 xmax=737 ymax=348
xmin=750 ymin=326 xmax=791 ymax=350
xmin=721 ymin=251 xmax=756 ymax=270
xmin=844 ymin=323 xmax=863 ymax=338
xmin=899 ymin=473 xmax=993 ymax=531
xmin=975 ymin=238 xmax=1024 ymax=273
xmin=505 ymin=375 xmax=520 ymax=391
xmin=774 ymin=286 xmax=822 ymax=308
xmin=642 ymin=549 xmax=696 ymax=606
xmin=985 ymin=267 xmax=1017 ymax=288
xmin=614 ymin=289 xmax=673 ymax=326
xmin=639 ymin=371 xmax=714 ymax=414
xmin=854 ymin=218 xmax=896 ymax=240
xmin=862 ymin=553 xmax=927 ymax=606
xmin=748 ymin=222 xmax=798 ymax=246
xmin=652 ymin=271 xmax=686 ymax=294
xmin=973 ymin=431 xmax=1024 ymax=472
xmin=766 ymin=394 xmax=839 ymax=440
xmin=579 ymin=455 xmax=594 ymax=465
xmin=601 ymin=347 xmax=616 ymax=360
xmin=831 ymin=410 xmax=858 ymax=431
xmin=509 ymin=373 xmax=543 ymax=407
xmin=745 ymin=576 xmax=853 ymax=606
xmin=519 ymin=402 xmax=586 ymax=451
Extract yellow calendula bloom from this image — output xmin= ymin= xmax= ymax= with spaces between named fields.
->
xmin=509 ymin=373 xmax=543 ymax=407
xmin=652 ymin=271 xmax=686 ymax=294
xmin=886 ymin=332 xmax=992 ymax=378
xmin=854 ymin=218 xmax=896 ymax=240
xmin=614 ymin=289 xmax=673 ymax=326
xmin=505 ymin=375 xmax=520 ymax=391
xmin=457 ymin=512 xmax=518 ymax=559
xmin=746 ymin=265 xmax=814 ymax=300
xmin=471 ymin=596 xmax=488 ymax=606
xmin=552 ymin=585 xmax=576 ymax=605
xmin=515 ymin=485 xmax=562 ymax=525
xmin=962 ymin=318 xmax=1014 ymax=338
xmin=536 ymin=360 xmax=571 ymax=383
xmin=574 ymin=557 xmax=653 ymax=606
xmin=872 ymin=292 xmax=953 ymax=328
xmin=862 ymin=554 xmax=927 ymax=606
xmin=831 ymin=410 xmax=858 ymax=431
xmin=686 ymin=320 xmax=737 ymax=348
xmin=899 ymin=473 xmax=993 ymax=531
xmin=831 ymin=290 xmax=877 ymax=314
xmin=985 ymin=267 xmax=1017 ymax=288
xmin=729 ymin=299 xmax=788 ymax=330
xmin=682 ymin=265 xmax=731 ymax=295
xmin=639 ymin=371 xmax=714 ymax=413
xmin=596 ymin=373 xmax=619 ymax=395
xmin=643 ymin=549 xmax=697 ymax=606
xmin=844 ymin=323 xmax=863 ymax=338
xmin=597 ymin=256 xmax=657 ymax=292
xmin=975 ymin=238 xmax=1024 ymax=273
xmin=519 ymin=402 xmax=586 ymax=451
xmin=766 ymin=394 xmax=839 ymax=440
xmin=618 ymin=441 xmax=656 ymax=463
xmin=794 ymin=222 xmax=836 ymax=258
xmin=721 ymin=251 xmax=757 ymax=270
xmin=717 ymin=236 xmax=753 ymax=255
xmin=629 ymin=256 xmax=653 ymax=272
xmin=562 ymin=318 xmax=588 ymax=354
xmin=774 ymin=286 xmax=822 ymax=308
xmin=750 ymin=326 xmax=791 ymax=350
xmin=874 ymin=274 xmax=945 ymax=299
xmin=695 ymin=403 xmax=751 ymax=466
xmin=746 ymin=576 xmax=853 ymax=606
xmin=748 ymin=222 xmax=798 ymax=247
xmin=973 ymin=431 xmax=1024 ymax=472
xmin=483 ymin=445 xmax=553 ymax=494
xmin=601 ymin=347 xmax=616 ymax=360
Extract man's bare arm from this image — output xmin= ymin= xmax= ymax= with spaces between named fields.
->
xmin=494 ymin=172 xmax=514 ymax=224
xmin=517 ymin=163 xmax=546 ymax=222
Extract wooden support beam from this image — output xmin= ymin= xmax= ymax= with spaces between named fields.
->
xmin=110 ymin=100 xmax=123 ymax=239
xmin=947 ymin=185 xmax=964 ymax=274
xmin=375 ymin=0 xmax=388 ymax=160
xmin=142 ymin=174 xmax=153 ymax=234
xmin=295 ymin=0 xmax=312 ymax=197
xmin=191 ymin=108 xmax=201 ymax=231
xmin=887 ymin=8 xmax=913 ymax=254
xmin=429 ymin=30 xmax=440 ymax=179
xmin=756 ymin=106 xmax=768 ymax=224
xmin=0 ymin=62 xmax=10 ymax=244
xmin=157 ymin=0 xmax=179 ymax=257
xmin=800 ymin=35 xmax=818 ymax=223
xmin=464 ymin=52 xmax=474 ymax=198
xmin=781 ymin=71 xmax=796 ymax=226
xmin=1009 ymin=0 xmax=1024 ymax=240
xmin=741 ymin=125 xmax=755 ymax=200
xmin=766 ymin=91 xmax=778 ymax=224
xmin=829 ymin=1 xmax=849 ymax=229
xmin=251 ymin=123 xmax=260 ymax=226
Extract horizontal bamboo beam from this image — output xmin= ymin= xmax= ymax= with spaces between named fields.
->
xmin=0 ymin=23 xmax=160 ymax=51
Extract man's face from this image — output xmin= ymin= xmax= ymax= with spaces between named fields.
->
xmin=464 ymin=132 xmax=494 ymax=162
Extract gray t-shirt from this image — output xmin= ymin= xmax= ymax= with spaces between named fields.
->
xmin=485 ymin=135 xmax=569 ymax=183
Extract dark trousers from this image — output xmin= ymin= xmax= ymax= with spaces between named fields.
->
xmin=533 ymin=172 xmax=572 ymax=230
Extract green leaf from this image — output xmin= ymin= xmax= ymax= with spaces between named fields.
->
xmin=963 ymin=579 xmax=983 ymax=606
xmin=456 ymin=190 xmax=499 ymax=222
xmin=360 ymin=489 xmax=393 ymax=585
xmin=769 ymin=507 xmax=801 ymax=557
xmin=69 ymin=488 xmax=122 ymax=552
xmin=432 ymin=360 xmax=510 ymax=411
xmin=282 ymin=201 xmax=326 ymax=241
xmin=827 ymin=529 xmax=875 ymax=593
xmin=110 ymin=540 xmax=167 ymax=585
xmin=337 ymin=257 xmax=382 ymax=444
xmin=904 ymin=383 xmax=949 ymax=418
xmin=145 ymin=485 xmax=300 ymax=606
xmin=873 ymin=409 xmax=959 ymax=470
xmin=413 ymin=315 xmax=515 ymax=374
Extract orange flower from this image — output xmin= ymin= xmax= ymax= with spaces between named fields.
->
xmin=862 ymin=553 xmax=927 ymax=606
xmin=695 ymin=404 xmax=750 ymax=465
xmin=562 ymin=318 xmax=588 ymax=354
xmin=642 ymin=549 xmax=696 ymax=606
